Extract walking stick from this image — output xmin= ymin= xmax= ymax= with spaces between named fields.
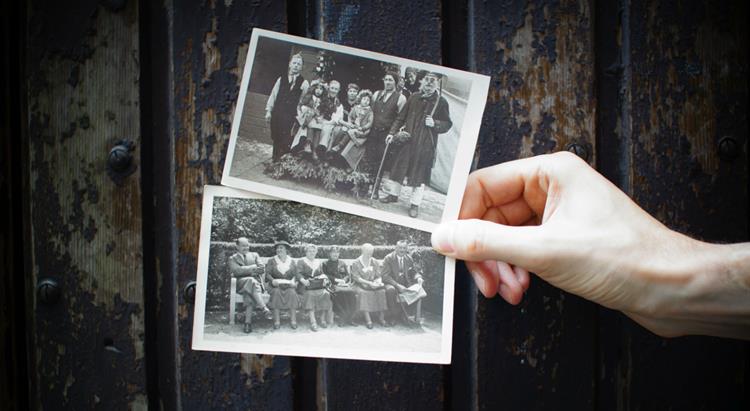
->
xmin=370 ymin=140 xmax=391 ymax=200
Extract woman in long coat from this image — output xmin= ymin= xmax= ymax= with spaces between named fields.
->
xmin=296 ymin=244 xmax=334 ymax=331
xmin=351 ymin=243 xmax=388 ymax=329
xmin=265 ymin=241 xmax=300 ymax=329
xmin=321 ymin=247 xmax=358 ymax=326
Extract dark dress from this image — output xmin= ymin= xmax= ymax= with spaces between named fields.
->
xmin=351 ymin=258 xmax=387 ymax=312
xmin=296 ymin=259 xmax=333 ymax=311
xmin=322 ymin=259 xmax=358 ymax=322
xmin=266 ymin=256 xmax=300 ymax=310
xmin=387 ymin=92 xmax=452 ymax=187
xmin=361 ymin=89 xmax=403 ymax=176
xmin=270 ymin=74 xmax=306 ymax=161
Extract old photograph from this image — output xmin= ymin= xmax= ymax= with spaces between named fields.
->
xmin=192 ymin=186 xmax=455 ymax=364
xmin=222 ymin=29 xmax=490 ymax=232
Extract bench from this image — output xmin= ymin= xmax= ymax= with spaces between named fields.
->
xmin=229 ymin=257 xmax=383 ymax=324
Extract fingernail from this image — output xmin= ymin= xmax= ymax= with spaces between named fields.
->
xmin=470 ymin=271 xmax=487 ymax=296
xmin=431 ymin=224 xmax=455 ymax=254
xmin=498 ymin=283 xmax=510 ymax=302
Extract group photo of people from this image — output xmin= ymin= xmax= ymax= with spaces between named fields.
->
xmin=224 ymin=34 xmax=474 ymax=226
xmin=227 ymin=239 xmax=429 ymax=334
xmin=193 ymin=190 xmax=451 ymax=361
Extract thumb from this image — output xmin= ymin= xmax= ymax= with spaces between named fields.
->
xmin=431 ymin=219 xmax=547 ymax=270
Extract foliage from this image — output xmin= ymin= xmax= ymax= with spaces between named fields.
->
xmin=264 ymin=154 xmax=371 ymax=195
xmin=210 ymin=195 xmax=431 ymax=247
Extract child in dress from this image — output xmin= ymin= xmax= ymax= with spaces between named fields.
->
xmin=290 ymin=81 xmax=326 ymax=155
xmin=332 ymin=89 xmax=374 ymax=170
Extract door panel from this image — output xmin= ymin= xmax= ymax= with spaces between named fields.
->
xmin=169 ymin=2 xmax=294 ymax=410
xmin=25 ymin=0 xmax=146 ymax=409
xmin=469 ymin=1 xmax=599 ymax=409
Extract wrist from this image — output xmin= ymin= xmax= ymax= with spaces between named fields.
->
xmin=632 ymin=237 xmax=750 ymax=339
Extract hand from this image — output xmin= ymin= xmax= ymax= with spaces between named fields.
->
xmin=385 ymin=134 xmax=394 ymax=145
xmin=265 ymin=111 xmax=272 ymax=122
xmin=271 ymin=279 xmax=279 ymax=287
xmin=417 ymin=278 xmax=424 ymax=286
xmin=396 ymin=284 xmax=407 ymax=293
xmin=431 ymin=151 xmax=750 ymax=339
xmin=301 ymin=278 xmax=310 ymax=286
xmin=425 ymin=115 xmax=435 ymax=128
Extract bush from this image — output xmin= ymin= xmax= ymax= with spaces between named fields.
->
xmin=207 ymin=242 xmax=445 ymax=315
xmin=264 ymin=154 xmax=371 ymax=195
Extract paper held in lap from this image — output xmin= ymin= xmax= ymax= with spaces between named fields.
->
xmin=192 ymin=29 xmax=490 ymax=364
xmin=399 ymin=284 xmax=428 ymax=306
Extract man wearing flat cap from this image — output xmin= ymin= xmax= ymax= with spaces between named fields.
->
xmin=380 ymin=71 xmax=453 ymax=218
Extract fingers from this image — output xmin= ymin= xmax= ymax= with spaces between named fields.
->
xmin=459 ymin=155 xmax=551 ymax=220
xmin=465 ymin=260 xmax=531 ymax=305
xmin=432 ymin=219 xmax=547 ymax=270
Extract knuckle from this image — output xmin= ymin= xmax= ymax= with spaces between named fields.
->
xmin=457 ymin=220 xmax=487 ymax=259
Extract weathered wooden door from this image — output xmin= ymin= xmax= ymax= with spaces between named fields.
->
xmin=4 ymin=0 xmax=747 ymax=410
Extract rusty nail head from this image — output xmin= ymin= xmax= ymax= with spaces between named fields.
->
xmin=37 ymin=278 xmax=61 ymax=305
xmin=718 ymin=136 xmax=739 ymax=161
xmin=184 ymin=281 xmax=197 ymax=304
xmin=566 ymin=143 xmax=589 ymax=162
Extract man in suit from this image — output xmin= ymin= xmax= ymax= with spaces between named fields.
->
xmin=382 ymin=240 xmax=426 ymax=325
xmin=265 ymin=53 xmax=309 ymax=161
xmin=228 ymin=237 xmax=272 ymax=333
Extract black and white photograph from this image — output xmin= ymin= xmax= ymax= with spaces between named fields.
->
xmin=222 ymin=29 xmax=490 ymax=232
xmin=192 ymin=186 xmax=455 ymax=364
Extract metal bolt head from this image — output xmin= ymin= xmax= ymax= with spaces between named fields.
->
xmin=718 ymin=136 xmax=739 ymax=161
xmin=108 ymin=144 xmax=133 ymax=172
xmin=184 ymin=281 xmax=197 ymax=304
xmin=37 ymin=278 xmax=61 ymax=305
xmin=565 ymin=143 xmax=589 ymax=162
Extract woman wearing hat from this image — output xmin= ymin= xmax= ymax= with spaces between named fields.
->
xmin=265 ymin=241 xmax=300 ymax=329
xmin=296 ymin=244 xmax=334 ymax=331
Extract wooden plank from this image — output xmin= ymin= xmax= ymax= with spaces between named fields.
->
xmin=603 ymin=0 xmax=749 ymax=408
xmin=169 ymin=1 xmax=294 ymax=409
xmin=24 ymin=0 xmax=147 ymax=409
xmin=1 ymin=1 xmax=28 ymax=408
xmin=314 ymin=1 xmax=448 ymax=409
xmin=469 ymin=0 xmax=598 ymax=409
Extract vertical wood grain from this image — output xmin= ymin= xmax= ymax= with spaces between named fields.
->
xmin=25 ymin=0 xmax=147 ymax=408
xmin=469 ymin=1 xmax=598 ymax=409
xmin=314 ymin=1 xmax=449 ymax=409
xmin=170 ymin=1 xmax=293 ymax=409
xmin=599 ymin=0 xmax=749 ymax=408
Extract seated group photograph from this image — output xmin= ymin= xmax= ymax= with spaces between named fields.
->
xmin=194 ymin=189 xmax=452 ymax=364
xmin=227 ymin=239 xmax=428 ymax=334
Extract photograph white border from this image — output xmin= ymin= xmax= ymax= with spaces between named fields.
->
xmin=192 ymin=185 xmax=456 ymax=364
xmin=221 ymin=29 xmax=490 ymax=232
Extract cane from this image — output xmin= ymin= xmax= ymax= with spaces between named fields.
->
xmin=370 ymin=140 xmax=391 ymax=200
